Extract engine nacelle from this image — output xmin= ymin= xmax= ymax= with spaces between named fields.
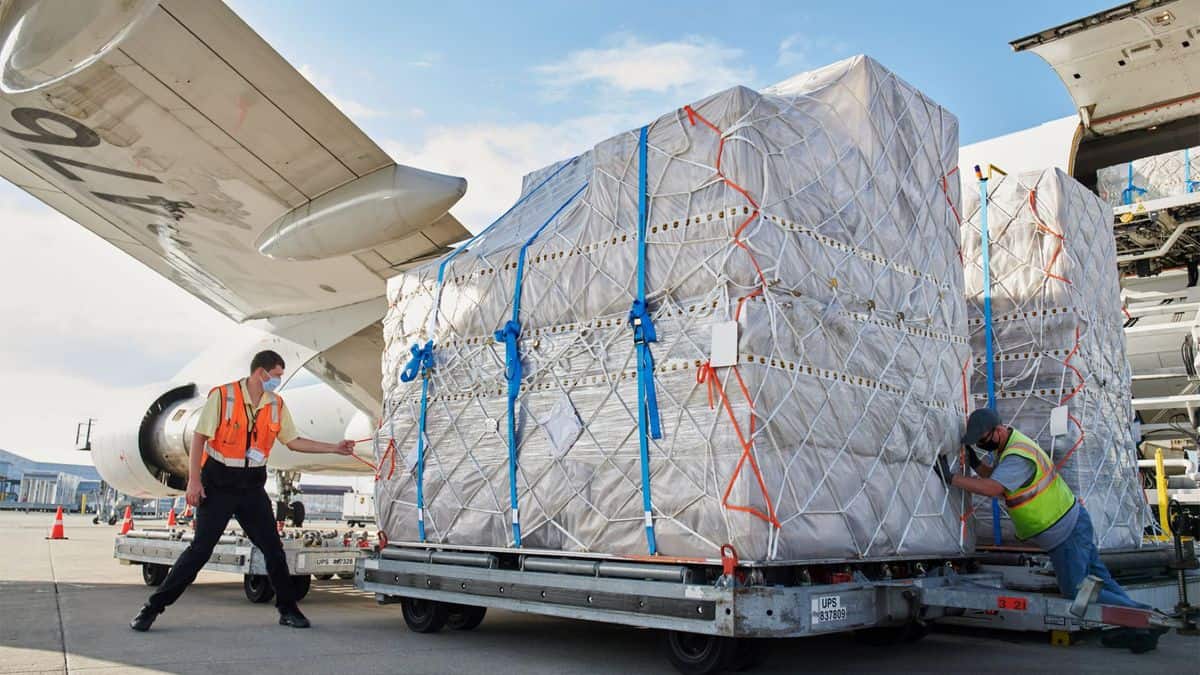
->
xmin=91 ymin=384 xmax=200 ymax=497
xmin=91 ymin=381 xmax=375 ymax=498
xmin=0 ymin=0 xmax=161 ymax=94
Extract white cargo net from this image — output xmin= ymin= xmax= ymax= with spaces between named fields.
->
xmin=1097 ymin=146 xmax=1200 ymax=207
xmin=962 ymin=168 xmax=1148 ymax=549
xmin=376 ymin=55 xmax=972 ymax=563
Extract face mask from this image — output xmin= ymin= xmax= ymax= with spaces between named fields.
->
xmin=977 ymin=431 xmax=1001 ymax=452
xmin=262 ymin=375 xmax=282 ymax=392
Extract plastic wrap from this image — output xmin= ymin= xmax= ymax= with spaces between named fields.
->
xmin=375 ymin=55 xmax=972 ymax=562
xmin=962 ymin=168 xmax=1147 ymax=549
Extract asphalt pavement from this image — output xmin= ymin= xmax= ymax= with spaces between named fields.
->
xmin=0 ymin=511 xmax=1192 ymax=674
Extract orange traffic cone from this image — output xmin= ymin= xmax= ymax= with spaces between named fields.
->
xmin=183 ymin=504 xmax=192 ymax=519
xmin=119 ymin=505 xmax=134 ymax=535
xmin=167 ymin=507 xmax=177 ymax=527
xmin=45 ymin=506 xmax=68 ymax=540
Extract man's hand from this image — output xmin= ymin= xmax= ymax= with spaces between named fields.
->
xmin=332 ymin=440 xmax=356 ymax=456
xmin=933 ymin=454 xmax=955 ymax=487
xmin=185 ymin=478 xmax=206 ymax=507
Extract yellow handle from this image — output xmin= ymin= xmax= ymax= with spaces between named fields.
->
xmin=1155 ymin=447 xmax=1172 ymax=538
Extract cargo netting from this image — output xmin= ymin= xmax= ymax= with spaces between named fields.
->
xmin=1097 ymin=146 xmax=1200 ymax=207
xmin=375 ymin=55 xmax=972 ymax=563
xmin=962 ymin=168 xmax=1148 ymax=549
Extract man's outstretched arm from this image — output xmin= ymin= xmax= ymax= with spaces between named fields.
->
xmin=285 ymin=437 xmax=355 ymax=455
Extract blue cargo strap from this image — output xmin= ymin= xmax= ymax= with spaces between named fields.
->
xmin=975 ymin=165 xmax=1002 ymax=546
xmin=400 ymin=341 xmax=434 ymax=383
xmin=406 ymin=156 xmax=580 ymax=545
xmin=1122 ymin=162 xmax=1146 ymax=205
xmin=399 ymin=339 xmax=435 ymax=540
xmin=497 ymin=181 xmax=587 ymax=547
xmin=631 ymin=125 xmax=660 ymax=554
xmin=1186 ymin=149 xmax=1198 ymax=193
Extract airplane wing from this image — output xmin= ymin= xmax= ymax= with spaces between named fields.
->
xmin=0 ymin=0 xmax=468 ymax=413
xmin=0 ymin=0 xmax=470 ymax=413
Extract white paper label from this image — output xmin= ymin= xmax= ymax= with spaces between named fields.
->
xmin=810 ymin=594 xmax=847 ymax=624
xmin=544 ymin=394 xmax=584 ymax=458
xmin=1050 ymin=405 xmax=1069 ymax=437
xmin=710 ymin=321 xmax=739 ymax=368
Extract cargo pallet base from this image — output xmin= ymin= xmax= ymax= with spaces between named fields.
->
xmin=115 ymin=528 xmax=372 ymax=603
xmin=357 ymin=542 xmax=1200 ymax=674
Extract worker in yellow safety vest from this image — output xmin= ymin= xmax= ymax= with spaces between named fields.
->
xmin=130 ymin=350 xmax=355 ymax=632
xmin=936 ymin=408 xmax=1162 ymax=654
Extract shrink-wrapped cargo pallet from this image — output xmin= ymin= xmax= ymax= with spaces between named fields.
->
xmin=1097 ymin=146 xmax=1200 ymax=206
xmin=375 ymin=55 xmax=973 ymax=562
xmin=962 ymin=168 xmax=1147 ymax=549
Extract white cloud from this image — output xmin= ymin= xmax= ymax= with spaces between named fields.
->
xmin=384 ymin=113 xmax=641 ymax=231
xmin=0 ymin=190 xmax=248 ymax=464
xmin=298 ymin=64 xmax=388 ymax=122
xmin=535 ymin=34 xmax=754 ymax=99
xmin=776 ymin=33 xmax=850 ymax=70
xmin=408 ymin=52 xmax=440 ymax=68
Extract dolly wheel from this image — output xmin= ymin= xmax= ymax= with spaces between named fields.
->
xmin=400 ymin=597 xmax=450 ymax=633
xmin=446 ymin=604 xmax=487 ymax=630
xmin=664 ymin=631 xmax=740 ymax=675
xmin=142 ymin=564 xmax=169 ymax=586
xmin=243 ymin=574 xmax=275 ymax=603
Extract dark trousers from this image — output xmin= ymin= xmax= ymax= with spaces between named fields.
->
xmin=147 ymin=486 xmax=297 ymax=613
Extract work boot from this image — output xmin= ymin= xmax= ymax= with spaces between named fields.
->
xmin=278 ymin=606 xmax=310 ymax=628
xmin=129 ymin=605 xmax=160 ymax=632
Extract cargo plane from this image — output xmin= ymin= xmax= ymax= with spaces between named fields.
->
xmin=0 ymin=0 xmax=1196 ymax=506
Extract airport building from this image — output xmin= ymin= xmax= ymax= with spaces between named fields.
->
xmin=0 ymin=449 xmax=101 ymax=509
xmin=18 ymin=471 xmax=81 ymax=506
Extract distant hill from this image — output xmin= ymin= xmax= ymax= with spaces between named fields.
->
xmin=0 ymin=448 xmax=101 ymax=481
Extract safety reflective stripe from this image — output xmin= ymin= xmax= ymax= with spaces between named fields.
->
xmin=223 ymin=384 xmax=236 ymax=422
xmin=269 ymin=394 xmax=279 ymax=424
xmin=497 ymin=174 xmax=586 ymax=548
xmin=1002 ymin=442 xmax=1058 ymax=509
xmin=205 ymin=445 xmax=267 ymax=468
xmin=631 ymin=124 xmax=659 ymax=555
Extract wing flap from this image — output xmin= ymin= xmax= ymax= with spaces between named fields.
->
xmin=119 ymin=9 xmax=362 ymax=200
xmin=160 ymin=0 xmax=388 ymax=178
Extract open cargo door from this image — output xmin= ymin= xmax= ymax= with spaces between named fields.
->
xmin=1011 ymin=0 xmax=1200 ymax=136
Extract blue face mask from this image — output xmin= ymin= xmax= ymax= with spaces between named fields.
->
xmin=262 ymin=376 xmax=282 ymax=392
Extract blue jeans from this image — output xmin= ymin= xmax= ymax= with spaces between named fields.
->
xmin=1046 ymin=507 xmax=1150 ymax=610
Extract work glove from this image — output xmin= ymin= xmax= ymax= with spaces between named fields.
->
xmin=965 ymin=444 xmax=983 ymax=470
xmin=933 ymin=454 xmax=954 ymax=487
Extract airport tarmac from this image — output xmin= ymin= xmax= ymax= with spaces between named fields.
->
xmin=0 ymin=511 xmax=1193 ymax=674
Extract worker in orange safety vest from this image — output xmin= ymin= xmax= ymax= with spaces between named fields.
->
xmin=130 ymin=350 xmax=355 ymax=631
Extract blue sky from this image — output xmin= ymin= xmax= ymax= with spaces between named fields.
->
xmin=0 ymin=0 xmax=1108 ymax=464
xmin=234 ymin=0 xmax=1098 ymax=149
